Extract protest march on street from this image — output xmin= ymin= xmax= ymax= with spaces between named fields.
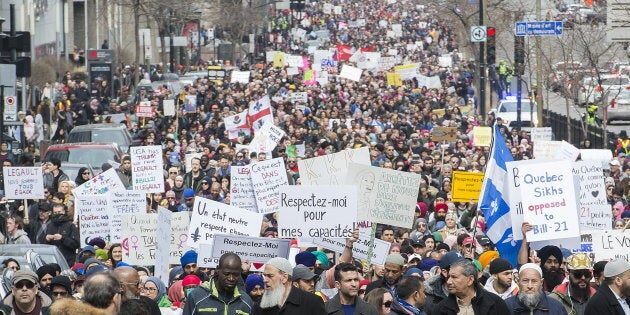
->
xmin=1 ymin=0 xmax=629 ymax=314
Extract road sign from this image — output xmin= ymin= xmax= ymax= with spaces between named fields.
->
xmin=515 ymin=21 xmax=563 ymax=36
xmin=4 ymin=96 xmax=17 ymax=121
xmin=470 ymin=26 xmax=487 ymax=42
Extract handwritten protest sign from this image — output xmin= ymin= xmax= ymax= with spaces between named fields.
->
xmin=131 ymin=145 xmax=164 ymax=192
xmin=451 ymin=171 xmax=484 ymax=202
xmin=169 ymin=212 xmax=191 ymax=264
xmin=473 ymin=127 xmax=492 ymax=147
xmin=298 ymin=147 xmax=370 ymax=185
xmin=533 ymin=140 xmax=560 ymax=160
xmin=386 ymin=73 xmax=402 ymax=86
xmin=394 ymin=64 xmax=418 ymax=80
xmin=230 ymin=166 xmax=258 ymax=212
xmin=186 ymin=198 xmax=263 ymax=248
xmin=530 ymin=127 xmax=553 ymax=142
xmin=200 ymin=235 xmax=290 ymax=264
xmin=431 ymin=127 xmax=458 ymax=142
xmin=519 ymin=160 xmax=580 ymax=242
xmin=580 ymin=149 xmax=613 ymax=170
xmin=278 ymin=185 xmax=358 ymax=238
xmin=163 ymin=99 xmax=175 ymax=116
xmin=249 ymin=122 xmax=286 ymax=155
xmin=122 ymin=213 xmax=157 ymax=265
xmin=2 ymin=167 xmax=44 ymax=199
xmin=554 ymin=140 xmax=580 ymax=161
xmin=250 ymin=158 xmax=289 ymax=214
xmin=339 ymin=65 xmax=363 ymax=82
xmin=154 ymin=207 xmax=171 ymax=283
xmin=591 ymin=230 xmax=630 ymax=261
xmin=73 ymin=168 xmax=125 ymax=196
xmin=506 ymin=160 xmax=542 ymax=240
xmin=108 ymin=191 xmax=146 ymax=243
xmin=76 ymin=195 xmax=110 ymax=247
xmin=231 ymin=71 xmax=251 ymax=84
xmin=312 ymin=232 xmax=390 ymax=266
xmin=345 ymin=164 xmax=421 ymax=228
xmin=572 ymin=161 xmax=612 ymax=230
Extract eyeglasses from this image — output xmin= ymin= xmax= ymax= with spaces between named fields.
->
xmin=14 ymin=281 xmax=36 ymax=289
xmin=288 ymin=160 xmax=296 ymax=163
xmin=167 ymin=197 xmax=175 ymax=200
xmin=571 ymin=270 xmax=591 ymax=279
xmin=82 ymin=172 xmax=90 ymax=175
xmin=383 ymin=301 xmax=393 ymax=308
xmin=141 ymin=287 xmax=157 ymax=292
xmin=236 ymin=155 xmax=243 ymax=158
xmin=184 ymin=264 xmax=197 ymax=270
xmin=52 ymin=291 xmax=68 ymax=297
xmin=169 ymin=171 xmax=178 ymax=174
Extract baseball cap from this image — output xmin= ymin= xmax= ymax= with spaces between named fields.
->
xmin=603 ymin=259 xmax=630 ymax=277
xmin=410 ymin=239 xmax=425 ymax=247
xmin=477 ymin=235 xmax=492 ymax=246
xmin=292 ymin=265 xmax=317 ymax=281
xmin=12 ymin=270 xmax=38 ymax=285
xmin=439 ymin=251 xmax=465 ymax=269
xmin=407 ymin=254 xmax=423 ymax=263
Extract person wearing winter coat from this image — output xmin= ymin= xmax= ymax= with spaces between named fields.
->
xmin=483 ymin=258 xmax=519 ymax=300
xmin=505 ymin=263 xmax=567 ymax=315
xmin=43 ymin=203 xmax=80 ymax=266
xmin=6 ymin=215 xmax=31 ymax=244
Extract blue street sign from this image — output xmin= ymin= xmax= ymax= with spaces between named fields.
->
xmin=515 ymin=21 xmax=563 ymax=36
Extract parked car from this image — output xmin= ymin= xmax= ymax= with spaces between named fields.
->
xmin=599 ymin=86 xmax=630 ymax=124
xmin=60 ymin=162 xmax=98 ymax=180
xmin=577 ymin=74 xmax=629 ymax=106
xmin=43 ymin=143 xmax=123 ymax=167
xmin=67 ymin=123 xmax=137 ymax=153
xmin=489 ymin=96 xmax=539 ymax=130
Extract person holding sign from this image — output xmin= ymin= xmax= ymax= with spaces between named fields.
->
xmin=183 ymin=253 xmax=253 ymax=315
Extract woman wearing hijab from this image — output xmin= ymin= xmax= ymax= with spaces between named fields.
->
xmin=74 ymin=167 xmax=92 ymax=186
xmin=141 ymin=276 xmax=172 ymax=307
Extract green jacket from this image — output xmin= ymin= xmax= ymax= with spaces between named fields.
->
xmin=182 ymin=277 xmax=253 ymax=315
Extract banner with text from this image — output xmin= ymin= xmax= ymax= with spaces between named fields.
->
xmin=200 ymin=235 xmax=290 ymax=265
xmin=278 ymin=185 xmax=358 ymax=239
xmin=250 ymin=158 xmax=289 ymax=214
xmin=312 ymin=233 xmax=390 ymax=266
xmin=345 ymin=164 xmax=421 ymax=228
xmin=155 ymin=207 xmax=171 ymax=283
xmin=2 ymin=167 xmax=45 ymax=199
xmin=169 ymin=212 xmax=192 ymax=264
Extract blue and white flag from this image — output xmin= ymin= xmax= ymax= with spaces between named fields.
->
xmin=478 ymin=125 xmax=522 ymax=265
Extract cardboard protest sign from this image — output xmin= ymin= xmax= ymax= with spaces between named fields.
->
xmin=231 ymin=71 xmax=250 ymax=84
xmin=76 ymin=195 xmax=110 ymax=247
xmin=131 ymin=145 xmax=164 ymax=192
xmin=298 ymin=147 xmax=370 ymax=185
xmin=530 ymin=127 xmax=553 ymax=142
xmin=386 ymin=73 xmax=402 ymax=86
xmin=121 ymin=213 xmax=157 ymax=265
xmin=108 ymin=191 xmax=146 ymax=243
xmin=186 ymin=198 xmax=263 ymax=248
xmin=73 ymin=168 xmax=126 ymax=196
xmin=394 ymin=64 xmax=418 ymax=80
xmin=278 ymin=185 xmax=358 ymax=238
xmin=312 ymin=232 xmax=390 ymax=266
xmin=2 ymin=167 xmax=45 ymax=199
xmin=250 ymin=158 xmax=289 ymax=214
xmin=169 ymin=212 xmax=192 ymax=264
xmin=201 ymin=235 xmax=291 ymax=264
xmin=473 ymin=127 xmax=492 ymax=147
xmin=506 ymin=159 xmax=542 ymax=240
xmin=572 ymin=161 xmax=612 ymax=230
xmin=451 ymin=171 xmax=484 ymax=202
xmin=580 ymin=149 xmax=613 ymax=170
xmin=345 ymin=164 xmax=421 ymax=228
xmin=416 ymin=75 xmax=442 ymax=89
xmin=431 ymin=127 xmax=458 ymax=142
xmin=339 ymin=65 xmax=363 ymax=82
xmin=554 ymin=140 xmax=580 ymax=161
xmin=163 ymin=99 xmax=176 ymax=116
xmin=249 ymin=122 xmax=286 ymax=155
xmin=533 ymin=140 xmax=561 ymax=160
xmin=154 ymin=207 xmax=171 ymax=283
xmin=230 ymin=166 xmax=258 ymax=212
xmin=519 ymin=160 xmax=580 ymax=242
xmin=286 ymin=55 xmax=303 ymax=67
xmin=591 ymin=230 xmax=630 ymax=261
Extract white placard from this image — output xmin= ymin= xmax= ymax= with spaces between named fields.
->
xmin=169 ymin=212 xmax=192 ymax=264
xmin=289 ymin=91 xmax=308 ymax=103
xmin=533 ymin=140 xmax=562 ymax=160
xmin=108 ymin=191 xmax=146 ymax=243
xmin=530 ymin=127 xmax=553 ymax=142
xmin=438 ymin=55 xmax=453 ymax=67
xmin=122 ymin=213 xmax=157 ymax=265
xmin=506 ymin=159 xmax=542 ymax=240
xmin=163 ymin=99 xmax=176 ymax=116
xmin=286 ymin=55 xmax=303 ymax=67
xmin=572 ymin=161 xmax=612 ymax=230
xmin=554 ymin=140 xmax=580 ymax=161
xmin=131 ymin=145 xmax=164 ymax=192
xmin=249 ymin=122 xmax=286 ymax=155
xmin=184 ymin=153 xmax=204 ymax=172
xmin=298 ymin=147 xmax=371 ymax=185
xmin=250 ymin=158 xmax=289 ymax=214
xmin=266 ymin=51 xmax=280 ymax=63
xmin=416 ymin=75 xmax=442 ymax=89
xmin=339 ymin=65 xmax=363 ymax=82
xmin=312 ymin=233 xmax=390 ymax=266
xmin=2 ymin=167 xmax=45 ymax=199
xmin=73 ymin=168 xmax=126 ymax=196
xmin=286 ymin=67 xmax=299 ymax=76
xmin=591 ymin=230 xmax=630 ymax=261
xmin=520 ymin=160 xmax=580 ymax=242
xmin=155 ymin=207 xmax=171 ymax=283
xmin=278 ymin=186 xmax=358 ymax=238
xmin=186 ymin=198 xmax=263 ymax=248
xmin=230 ymin=166 xmax=259 ymax=213
xmin=231 ymin=71 xmax=251 ymax=84
xmin=345 ymin=164 xmax=421 ymax=228
xmin=202 ymin=235 xmax=291 ymax=264
xmin=580 ymin=149 xmax=614 ymax=170
xmin=76 ymin=195 xmax=110 ymax=247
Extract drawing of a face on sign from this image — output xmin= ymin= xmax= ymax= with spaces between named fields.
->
xmin=357 ymin=171 xmax=375 ymax=201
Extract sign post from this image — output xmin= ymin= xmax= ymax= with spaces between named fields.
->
xmin=515 ymin=21 xmax=563 ymax=36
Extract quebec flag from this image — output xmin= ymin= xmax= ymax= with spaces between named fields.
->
xmin=478 ymin=125 xmax=522 ymax=265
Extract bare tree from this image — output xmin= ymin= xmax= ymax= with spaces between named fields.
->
xmin=211 ymin=0 xmax=268 ymax=63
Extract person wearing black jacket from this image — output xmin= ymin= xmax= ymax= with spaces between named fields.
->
xmin=43 ymin=203 xmax=80 ymax=266
xmin=584 ymin=259 xmax=630 ymax=315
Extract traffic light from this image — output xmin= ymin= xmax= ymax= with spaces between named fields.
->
xmin=514 ymin=35 xmax=525 ymax=76
xmin=486 ymin=27 xmax=496 ymax=65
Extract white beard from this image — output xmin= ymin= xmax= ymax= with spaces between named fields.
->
xmin=517 ymin=292 xmax=542 ymax=309
xmin=259 ymin=284 xmax=286 ymax=309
